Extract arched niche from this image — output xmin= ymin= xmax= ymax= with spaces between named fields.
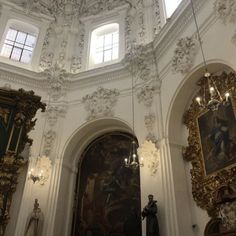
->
xmin=165 ymin=61 xmax=235 ymax=236
xmin=54 ymin=117 xmax=137 ymax=236
xmin=71 ymin=132 xmax=142 ymax=236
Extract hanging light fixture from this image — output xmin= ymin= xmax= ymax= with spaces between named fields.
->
xmin=124 ymin=44 xmax=144 ymax=168
xmin=28 ymin=95 xmax=51 ymax=184
xmin=190 ymin=0 xmax=231 ymax=111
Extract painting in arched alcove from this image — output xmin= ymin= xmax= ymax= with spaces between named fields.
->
xmin=71 ymin=132 xmax=142 ymax=236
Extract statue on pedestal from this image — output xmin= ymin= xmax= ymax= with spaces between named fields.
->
xmin=24 ymin=199 xmax=43 ymax=236
xmin=142 ymin=194 xmax=159 ymax=236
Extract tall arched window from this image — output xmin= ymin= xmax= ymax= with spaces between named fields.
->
xmin=164 ymin=0 xmax=182 ymax=18
xmin=0 ymin=20 xmax=38 ymax=64
xmin=89 ymin=23 xmax=119 ymax=68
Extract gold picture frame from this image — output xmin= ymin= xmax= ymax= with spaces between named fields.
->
xmin=183 ymin=71 xmax=236 ymax=217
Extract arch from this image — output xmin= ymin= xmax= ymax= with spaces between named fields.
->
xmin=164 ymin=61 xmax=235 ymax=235
xmin=62 ymin=117 xmax=133 ymax=167
xmin=54 ymin=117 xmax=135 ymax=236
xmin=166 ymin=60 xmax=235 ymax=143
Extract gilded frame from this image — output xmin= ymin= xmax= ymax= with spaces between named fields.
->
xmin=183 ymin=71 xmax=236 ymax=217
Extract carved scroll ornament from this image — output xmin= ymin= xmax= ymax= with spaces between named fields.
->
xmin=0 ymin=88 xmax=45 ymax=235
xmin=183 ymin=71 xmax=236 ymax=217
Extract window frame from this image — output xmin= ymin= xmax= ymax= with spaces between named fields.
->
xmin=0 ymin=5 xmax=51 ymax=71
xmin=1 ymin=27 xmax=37 ymax=64
xmin=82 ymin=6 xmax=126 ymax=71
xmin=90 ymin=23 xmax=120 ymax=66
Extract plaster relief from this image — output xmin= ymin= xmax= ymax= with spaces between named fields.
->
xmin=43 ymin=130 xmax=56 ymax=156
xmin=172 ymin=36 xmax=198 ymax=74
xmin=138 ymin=140 xmax=160 ymax=176
xmin=82 ymin=87 xmax=120 ymax=121
xmin=45 ymin=63 xmax=68 ymax=101
xmin=137 ymin=85 xmax=156 ymax=107
xmin=214 ymin=0 xmax=236 ymax=23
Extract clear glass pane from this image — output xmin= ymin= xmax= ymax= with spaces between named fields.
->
xmin=24 ymin=45 xmax=33 ymax=51
xmin=1 ymin=44 xmax=12 ymax=58
xmin=5 ymin=40 xmax=14 ymax=46
xmin=16 ymin=32 xmax=27 ymax=44
xmin=14 ymin=42 xmax=24 ymax=48
xmin=104 ymin=44 xmax=112 ymax=50
xmin=113 ymin=32 xmax=119 ymax=44
xmin=96 ymin=36 xmax=104 ymax=48
xmin=95 ymin=51 xmax=103 ymax=64
xmin=21 ymin=50 xmax=32 ymax=63
xmin=11 ymin=47 xmax=22 ymax=61
xmin=112 ymin=47 xmax=119 ymax=60
xmin=165 ymin=0 xmax=182 ymax=18
xmin=25 ymin=35 xmax=36 ymax=47
xmin=104 ymin=50 xmax=112 ymax=62
xmin=6 ymin=29 xmax=17 ymax=41
xmin=104 ymin=33 xmax=112 ymax=46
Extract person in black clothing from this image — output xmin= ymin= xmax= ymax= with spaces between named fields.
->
xmin=141 ymin=194 xmax=159 ymax=236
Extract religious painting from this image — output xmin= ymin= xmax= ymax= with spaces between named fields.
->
xmin=197 ymin=100 xmax=236 ymax=175
xmin=183 ymin=71 xmax=236 ymax=217
xmin=72 ymin=132 xmax=142 ymax=236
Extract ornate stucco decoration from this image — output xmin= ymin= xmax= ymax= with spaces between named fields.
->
xmin=39 ymin=24 xmax=55 ymax=71
xmin=144 ymin=113 xmax=157 ymax=143
xmin=125 ymin=43 xmax=154 ymax=82
xmin=44 ymin=63 xmax=68 ymax=101
xmin=137 ymin=85 xmax=156 ymax=107
xmin=172 ymin=36 xmax=199 ymax=74
xmin=80 ymin=0 xmax=128 ymax=17
xmin=70 ymin=22 xmax=85 ymax=73
xmin=138 ymin=140 xmax=160 ymax=176
xmin=46 ymin=104 xmax=67 ymax=126
xmin=214 ymin=0 xmax=236 ymax=45
xmin=214 ymin=0 xmax=236 ymax=23
xmin=82 ymin=87 xmax=120 ymax=121
xmin=10 ymin=0 xmax=82 ymax=18
xmin=183 ymin=71 xmax=236 ymax=217
xmin=152 ymin=0 xmax=162 ymax=35
xmin=43 ymin=130 xmax=56 ymax=156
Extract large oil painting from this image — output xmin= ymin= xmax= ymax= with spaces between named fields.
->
xmin=197 ymin=100 xmax=236 ymax=175
xmin=72 ymin=132 xmax=142 ymax=236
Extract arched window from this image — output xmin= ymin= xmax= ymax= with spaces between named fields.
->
xmin=164 ymin=0 xmax=182 ymax=18
xmin=0 ymin=20 xmax=38 ymax=64
xmin=89 ymin=23 xmax=119 ymax=67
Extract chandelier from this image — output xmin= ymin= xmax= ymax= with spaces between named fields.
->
xmin=124 ymin=45 xmax=144 ymax=168
xmin=190 ymin=0 xmax=231 ymax=111
xmin=28 ymin=96 xmax=51 ymax=184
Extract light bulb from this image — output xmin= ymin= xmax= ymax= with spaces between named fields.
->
xmin=196 ymin=97 xmax=201 ymax=105
xmin=210 ymin=87 xmax=214 ymax=94
xmin=225 ymin=92 xmax=230 ymax=101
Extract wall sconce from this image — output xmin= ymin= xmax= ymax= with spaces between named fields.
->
xmin=28 ymin=155 xmax=51 ymax=185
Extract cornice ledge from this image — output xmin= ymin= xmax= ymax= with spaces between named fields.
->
xmin=0 ymin=63 xmax=47 ymax=89
xmin=153 ymin=0 xmax=207 ymax=60
xmin=68 ymin=62 xmax=129 ymax=89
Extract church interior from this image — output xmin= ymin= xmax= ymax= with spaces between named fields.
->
xmin=0 ymin=0 xmax=236 ymax=235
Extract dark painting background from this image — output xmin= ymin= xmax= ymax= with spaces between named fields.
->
xmin=72 ymin=132 xmax=142 ymax=236
xmin=198 ymin=101 xmax=236 ymax=175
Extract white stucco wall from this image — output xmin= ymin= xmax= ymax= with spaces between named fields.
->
xmin=0 ymin=0 xmax=235 ymax=235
